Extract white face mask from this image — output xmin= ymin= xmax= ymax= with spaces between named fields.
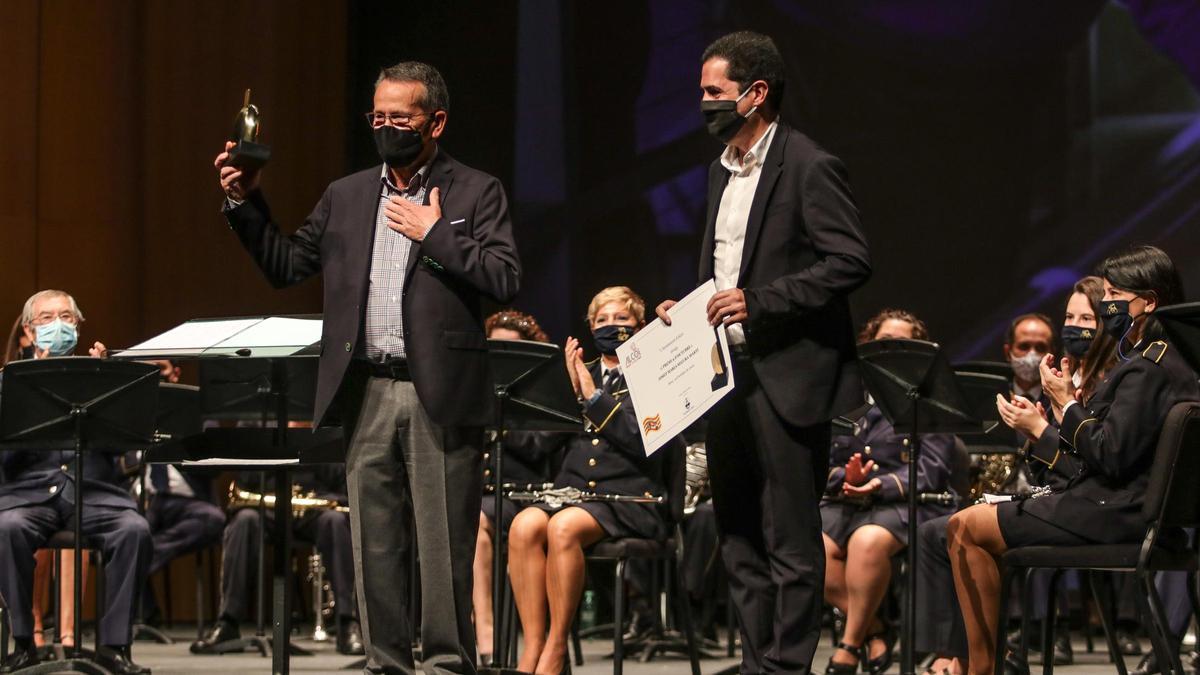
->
xmin=1010 ymin=351 xmax=1044 ymax=383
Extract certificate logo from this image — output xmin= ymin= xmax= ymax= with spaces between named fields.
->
xmin=642 ymin=414 xmax=662 ymax=434
xmin=624 ymin=343 xmax=642 ymax=368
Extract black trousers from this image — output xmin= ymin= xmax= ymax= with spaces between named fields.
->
xmin=0 ymin=497 xmax=151 ymax=646
xmin=217 ymin=506 xmax=355 ymax=624
xmin=914 ymin=515 xmax=967 ymax=658
xmin=707 ymin=360 xmax=830 ymax=674
xmin=146 ymin=494 xmax=225 ymax=575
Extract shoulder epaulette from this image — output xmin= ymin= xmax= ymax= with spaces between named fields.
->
xmin=1141 ymin=340 xmax=1168 ymax=365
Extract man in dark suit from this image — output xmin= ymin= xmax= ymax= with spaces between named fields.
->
xmin=214 ymin=61 xmax=520 ymax=673
xmin=0 ymin=290 xmax=152 ymax=674
xmin=657 ymin=32 xmax=871 ymax=673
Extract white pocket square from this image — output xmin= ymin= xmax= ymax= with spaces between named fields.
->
xmin=450 ymin=218 xmax=466 ymax=225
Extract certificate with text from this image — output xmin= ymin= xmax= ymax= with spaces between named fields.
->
xmin=616 ymin=279 xmax=735 ymax=455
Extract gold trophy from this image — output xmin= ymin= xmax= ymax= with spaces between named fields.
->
xmin=227 ymin=88 xmax=271 ymax=169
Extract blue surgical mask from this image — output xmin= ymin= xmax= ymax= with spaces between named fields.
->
xmin=34 ymin=319 xmax=78 ymax=356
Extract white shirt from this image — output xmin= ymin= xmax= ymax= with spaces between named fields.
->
xmin=713 ymin=121 xmax=777 ymax=346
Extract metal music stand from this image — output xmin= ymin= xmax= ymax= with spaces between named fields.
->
xmin=132 ymin=382 xmax=203 ymax=645
xmin=1155 ymin=302 xmax=1200 ymax=373
xmin=952 ymin=369 xmax=1020 ymax=454
xmin=0 ymin=358 xmax=159 ymax=674
xmin=857 ymin=339 xmax=982 ymax=675
xmin=197 ymin=357 xmax=321 ymax=662
xmin=480 ymin=339 xmax=583 ymax=674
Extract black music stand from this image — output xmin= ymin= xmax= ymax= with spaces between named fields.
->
xmin=480 ymin=339 xmax=583 ymax=674
xmin=197 ymin=358 xmax=317 ymax=663
xmin=952 ymin=369 xmax=1019 ymax=455
xmin=857 ymin=340 xmax=981 ymax=675
xmin=0 ymin=358 xmax=159 ymax=674
xmin=1155 ymin=302 xmax=1200 ymax=373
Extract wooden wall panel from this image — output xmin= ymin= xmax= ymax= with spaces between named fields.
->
xmin=0 ymin=3 xmax=41 ymax=335
xmin=140 ymin=0 xmax=346 ymax=345
xmin=35 ymin=0 xmax=144 ymax=350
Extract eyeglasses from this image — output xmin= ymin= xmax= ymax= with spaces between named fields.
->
xmin=365 ymin=111 xmax=429 ymax=129
xmin=31 ymin=311 xmax=80 ymax=326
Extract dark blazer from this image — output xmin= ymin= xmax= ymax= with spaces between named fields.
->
xmin=825 ymin=405 xmax=956 ymax=515
xmin=699 ymin=122 xmax=871 ymax=427
xmin=0 ymin=449 xmax=137 ymax=513
xmin=555 ymin=362 xmax=677 ymax=501
xmin=225 ymin=150 xmax=521 ymax=428
xmin=1022 ymin=339 xmax=1200 ymax=544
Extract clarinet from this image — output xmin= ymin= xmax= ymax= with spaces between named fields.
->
xmin=507 ymin=486 xmax=664 ymax=509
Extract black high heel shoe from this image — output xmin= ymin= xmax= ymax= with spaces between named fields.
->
xmin=865 ymin=618 xmax=897 ymax=675
xmin=825 ymin=641 xmax=864 ymax=675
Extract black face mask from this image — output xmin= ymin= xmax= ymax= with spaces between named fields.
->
xmin=700 ymin=85 xmax=756 ymax=143
xmin=374 ymin=122 xmax=428 ymax=169
xmin=1061 ymin=325 xmax=1096 ymax=358
xmin=1101 ymin=299 xmax=1134 ymax=340
xmin=592 ymin=325 xmax=634 ymax=356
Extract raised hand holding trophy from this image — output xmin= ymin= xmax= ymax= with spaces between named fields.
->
xmin=227 ymin=88 xmax=271 ymax=169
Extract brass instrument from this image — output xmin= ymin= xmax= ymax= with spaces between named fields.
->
xmin=968 ymin=452 xmax=1019 ymax=502
xmin=226 ymin=482 xmax=350 ymax=517
xmin=683 ymin=442 xmax=709 ymax=516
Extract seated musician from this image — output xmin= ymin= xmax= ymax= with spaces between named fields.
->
xmin=915 ymin=276 xmax=1119 ymax=675
xmin=137 ymin=439 xmax=227 ymax=624
xmin=0 ymin=290 xmax=152 ymax=674
xmin=950 ymin=245 xmax=1200 ymax=674
xmin=191 ymin=465 xmax=363 ymax=656
xmin=473 ymin=310 xmax=568 ymax=665
xmin=507 ymin=286 xmax=681 ymax=675
xmin=821 ymin=309 xmax=957 ymax=675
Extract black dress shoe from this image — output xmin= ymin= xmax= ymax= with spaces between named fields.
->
xmin=1052 ymin=632 xmax=1073 ymax=666
xmin=1002 ymin=650 xmax=1030 ymax=675
xmin=621 ymin=610 xmax=659 ymax=643
xmin=99 ymin=645 xmax=152 ymax=675
xmin=1115 ymin=627 xmax=1143 ymax=656
xmin=189 ymin=617 xmax=241 ymax=654
xmin=337 ymin=618 xmax=365 ymax=655
xmin=0 ymin=646 xmax=40 ymax=673
xmin=1131 ymin=651 xmax=1159 ymax=675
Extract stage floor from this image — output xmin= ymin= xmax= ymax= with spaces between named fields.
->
xmin=3 ymin=628 xmax=1171 ymax=673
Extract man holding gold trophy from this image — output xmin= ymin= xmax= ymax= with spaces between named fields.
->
xmin=214 ymin=61 xmax=521 ymax=673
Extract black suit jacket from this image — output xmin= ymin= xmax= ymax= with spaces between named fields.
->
xmin=226 ymin=150 xmax=521 ymax=428
xmin=1022 ymin=340 xmax=1200 ymax=544
xmin=699 ymin=122 xmax=871 ymax=427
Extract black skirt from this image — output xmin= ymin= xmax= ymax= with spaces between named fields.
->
xmin=481 ymin=495 xmax=522 ymax=534
xmin=531 ymin=500 xmax=665 ymax=540
xmin=996 ymin=498 xmax=1093 ymax=548
xmin=821 ymin=500 xmax=914 ymax=548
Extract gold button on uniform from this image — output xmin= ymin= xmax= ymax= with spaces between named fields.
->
xmin=588 ymin=458 xmax=597 ymax=467
xmin=61 ymin=464 xmax=69 ymax=472
xmin=863 ymin=446 xmax=871 ymax=455
xmin=49 ymin=486 xmax=57 ymax=494
xmin=483 ymin=453 xmax=490 ymax=461
xmin=591 ymin=438 xmax=600 ymax=446
xmin=587 ymin=481 xmax=597 ymax=488
xmin=484 ymin=469 xmax=491 ymax=477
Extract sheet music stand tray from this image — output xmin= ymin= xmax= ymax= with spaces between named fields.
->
xmin=481 ymin=339 xmax=582 ymax=673
xmin=0 ymin=357 xmax=159 ymax=674
xmin=857 ymin=339 xmax=981 ymax=675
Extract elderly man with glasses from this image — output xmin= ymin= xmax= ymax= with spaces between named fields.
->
xmin=0 ymin=289 xmax=153 ymax=674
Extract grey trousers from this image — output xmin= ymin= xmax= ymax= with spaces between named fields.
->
xmin=344 ymin=374 xmax=483 ymax=675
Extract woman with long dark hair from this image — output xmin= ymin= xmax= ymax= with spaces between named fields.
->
xmin=947 ymin=245 xmax=1200 ymax=674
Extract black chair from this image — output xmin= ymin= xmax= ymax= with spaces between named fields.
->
xmin=1 ymin=593 xmax=9 ymax=663
xmin=43 ymin=530 xmax=106 ymax=661
xmin=581 ymin=443 xmax=701 ymax=675
xmin=993 ymin=401 xmax=1200 ymax=675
